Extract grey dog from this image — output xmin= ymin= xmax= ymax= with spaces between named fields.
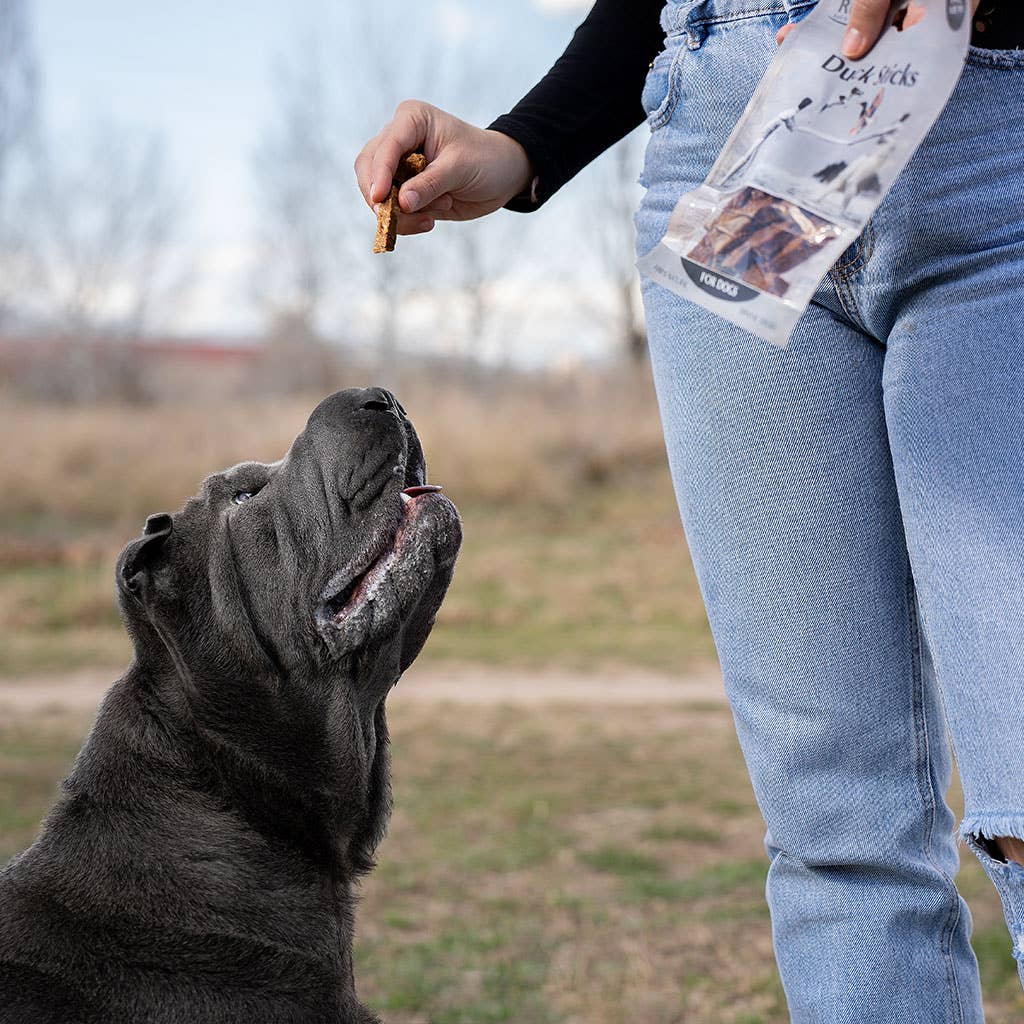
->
xmin=0 ymin=388 xmax=462 ymax=1023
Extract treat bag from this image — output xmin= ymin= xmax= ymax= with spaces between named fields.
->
xmin=638 ymin=0 xmax=971 ymax=347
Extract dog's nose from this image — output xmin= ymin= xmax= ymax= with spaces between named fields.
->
xmin=306 ymin=388 xmax=409 ymax=435
xmin=358 ymin=388 xmax=404 ymax=417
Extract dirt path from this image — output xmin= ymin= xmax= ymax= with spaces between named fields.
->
xmin=0 ymin=663 xmax=725 ymax=718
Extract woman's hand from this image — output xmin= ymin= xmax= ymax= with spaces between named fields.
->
xmin=354 ymin=101 xmax=533 ymax=237
xmin=777 ymin=1 xmax=980 ymax=58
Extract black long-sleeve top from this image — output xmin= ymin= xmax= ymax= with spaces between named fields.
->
xmin=488 ymin=0 xmax=665 ymax=211
xmin=488 ymin=0 xmax=1024 ymax=213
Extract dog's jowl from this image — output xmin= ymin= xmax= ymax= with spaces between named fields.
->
xmin=0 ymin=389 xmax=462 ymax=1024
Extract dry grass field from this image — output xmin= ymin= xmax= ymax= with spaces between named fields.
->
xmin=2 ymin=375 xmax=1021 ymax=1020
xmin=0 ymin=374 xmax=714 ymax=677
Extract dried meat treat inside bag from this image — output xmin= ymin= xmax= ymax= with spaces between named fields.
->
xmin=637 ymin=0 xmax=971 ymax=346
xmin=373 ymin=152 xmax=428 ymax=254
xmin=687 ymin=187 xmax=840 ymax=299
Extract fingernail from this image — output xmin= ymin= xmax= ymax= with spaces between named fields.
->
xmin=842 ymin=26 xmax=864 ymax=57
xmin=373 ymin=203 xmax=380 ymax=214
xmin=369 ymin=178 xmax=375 ymax=198
xmin=404 ymin=189 xmax=421 ymax=213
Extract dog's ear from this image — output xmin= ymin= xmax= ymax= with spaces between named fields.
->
xmin=117 ymin=513 xmax=173 ymax=603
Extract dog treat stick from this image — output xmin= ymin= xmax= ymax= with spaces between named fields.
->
xmin=374 ymin=185 xmax=400 ymax=254
xmin=373 ymin=152 xmax=428 ymax=254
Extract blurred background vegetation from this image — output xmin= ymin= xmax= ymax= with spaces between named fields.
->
xmin=0 ymin=371 xmax=715 ymax=678
xmin=1 ymin=1 xmax=1021 ymax=1020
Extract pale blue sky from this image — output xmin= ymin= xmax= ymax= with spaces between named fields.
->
xmin=32 ymin=1 xmax=598 ymax=337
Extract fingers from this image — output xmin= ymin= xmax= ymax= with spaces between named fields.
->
xmin=844 ymin=0 xmax=891 ymax=59
xmin=417 ymin=194 xmax=454 ymax=215
xmin=776 ymin=22 xmax=797 ymax=45
xmin=397 ymin=151 xmax=467 ymax=214
xmin=779 ymin=1 xmax=891 ymax=59
xmin=354 ymin=139 xmax=378 ymax=208
xmin=396 ymin=214 xmax=435 ymax=236
xmin=356 ymin=129 xmax=457 ymax=215
xmin=367 ymin=101 xmax=431 ymax=205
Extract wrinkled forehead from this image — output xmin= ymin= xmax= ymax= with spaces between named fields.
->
xmin=197 ymin=460 xmax=281 ymax=505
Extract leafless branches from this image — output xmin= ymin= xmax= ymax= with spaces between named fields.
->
xmin=584 ymin=134 xmax=648 ymax=363
xmin=253 ymin=12 xmax=530 ymax=386
xmin=0 ymin=0 xmax=41 ymax=326
xmin=252 ymin=41 xmax=345 ymax=331
xmin=0 ymin=0 xmax=38 ymax=201
xmin=0 ymin=1 xmax=183 ymax=339
xmin=33 ymin=127 xmax=183 ymax=337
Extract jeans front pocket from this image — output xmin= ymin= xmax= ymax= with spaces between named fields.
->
xmin=642 ymin=38 xmax=689 ymax=132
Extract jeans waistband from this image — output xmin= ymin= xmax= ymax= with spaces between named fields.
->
xmin=659 ymin=0 xmax=815 ymax=36
xmin=660 ymin=0 xmax=1024 ymax=50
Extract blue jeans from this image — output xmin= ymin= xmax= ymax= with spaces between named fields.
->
xmin=636 ymin=1 xmax=1024 ymax=1020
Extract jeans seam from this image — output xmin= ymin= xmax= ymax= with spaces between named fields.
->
xmin=860 ymin=219 xmax=876 ymax=267
xmin=829 ymin=264 xmax=865 ymax=330
xmin=838 ymin=220 xmax=874 ymax=275
xmin=688 ymin=2 xmax=817 ymax=30
xmin=831 ymin=252 xmax=855 ymax=274
xmin=967 ymin=46 xmax=1024 ymax=68
xmin=831 ymin=222 xmax=866 ymax=275
xmin=907 ymin=566 xmax=966 ymax=1024
xmin=829 ymin=221 xmax=875 ymax=330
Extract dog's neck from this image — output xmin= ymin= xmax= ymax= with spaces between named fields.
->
xmin=53 ymin=660 xmax=391 ymax=925
xmin=150 ymin=656 xmax=391 ymax=869
xmin=114 ymin=597 xmax=400 ymax=882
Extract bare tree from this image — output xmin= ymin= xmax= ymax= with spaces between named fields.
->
xmin=253 ymin=19 xmax=440 ymax=389
xmin=587 ymin=134 xmax=648 ymax=363
xmin=0 ymin=0 xmax=41 ymax=326
xmin=252 ymin=42 xmax=343 ymax=336
xmin=33 ymin=125 xmax=183 ymax=337
xmin=427 ymin=36 xmax=533 ymax=371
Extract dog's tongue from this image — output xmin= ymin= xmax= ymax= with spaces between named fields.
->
xmin=402 ymin=484 xmax=443 ymax=497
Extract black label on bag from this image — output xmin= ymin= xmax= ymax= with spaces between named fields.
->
xmin=947 ymin=1 xmax=966 ymax=30
xmin=681 ymin=259 xmax=759 ymax=303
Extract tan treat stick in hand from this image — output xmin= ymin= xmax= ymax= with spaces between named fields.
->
xmin=373 ymin=152 xmax=428 ymax=254
xmin=374 ymin=185 xmax=400 ymax=254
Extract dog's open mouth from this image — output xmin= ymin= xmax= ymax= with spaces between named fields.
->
xmin=320 ymin=484 xmax=447 ymax=624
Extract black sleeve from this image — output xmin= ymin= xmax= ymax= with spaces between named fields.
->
xmin=487 ymin=0 xmax=666 ymax=212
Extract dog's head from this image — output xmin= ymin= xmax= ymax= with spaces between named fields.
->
xmin=114 ymin=389 xmax=460 ymax=862
xmin=118 ymin=388 xmax=460 ymax=686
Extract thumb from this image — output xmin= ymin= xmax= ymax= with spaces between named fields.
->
xmin=399 ymin=151 xmax=468 ymax=214
xmin=843 ymin=0 xmax=891 ymax=59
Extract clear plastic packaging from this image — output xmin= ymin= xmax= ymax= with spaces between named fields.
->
xmin=638 ymin=0 xmax=971 ymax=346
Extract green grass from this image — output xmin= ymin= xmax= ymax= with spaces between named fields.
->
xmin=3 ymin=704 xmax=1021 ymax=1024
xmin=0 ymin=721 xmax=83 ymax=861
xmin=642 ymin=822 xmax=719 ymax=844
xmin=581 ymin=845 xmax=666 ymax=878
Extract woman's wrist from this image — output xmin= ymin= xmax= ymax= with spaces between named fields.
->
xmin=485 ymin=129 xmax=536 ymax=203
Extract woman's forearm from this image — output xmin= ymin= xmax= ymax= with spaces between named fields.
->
xmin=488 ymin=0 xmax=666 ymax=212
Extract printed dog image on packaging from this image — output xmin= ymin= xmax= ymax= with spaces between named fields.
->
xmin=639 ymin=0 xmax=971 ymax=346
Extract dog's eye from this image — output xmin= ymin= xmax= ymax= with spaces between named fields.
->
xmin=232 ymin=490 xmax=256 ymax=505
